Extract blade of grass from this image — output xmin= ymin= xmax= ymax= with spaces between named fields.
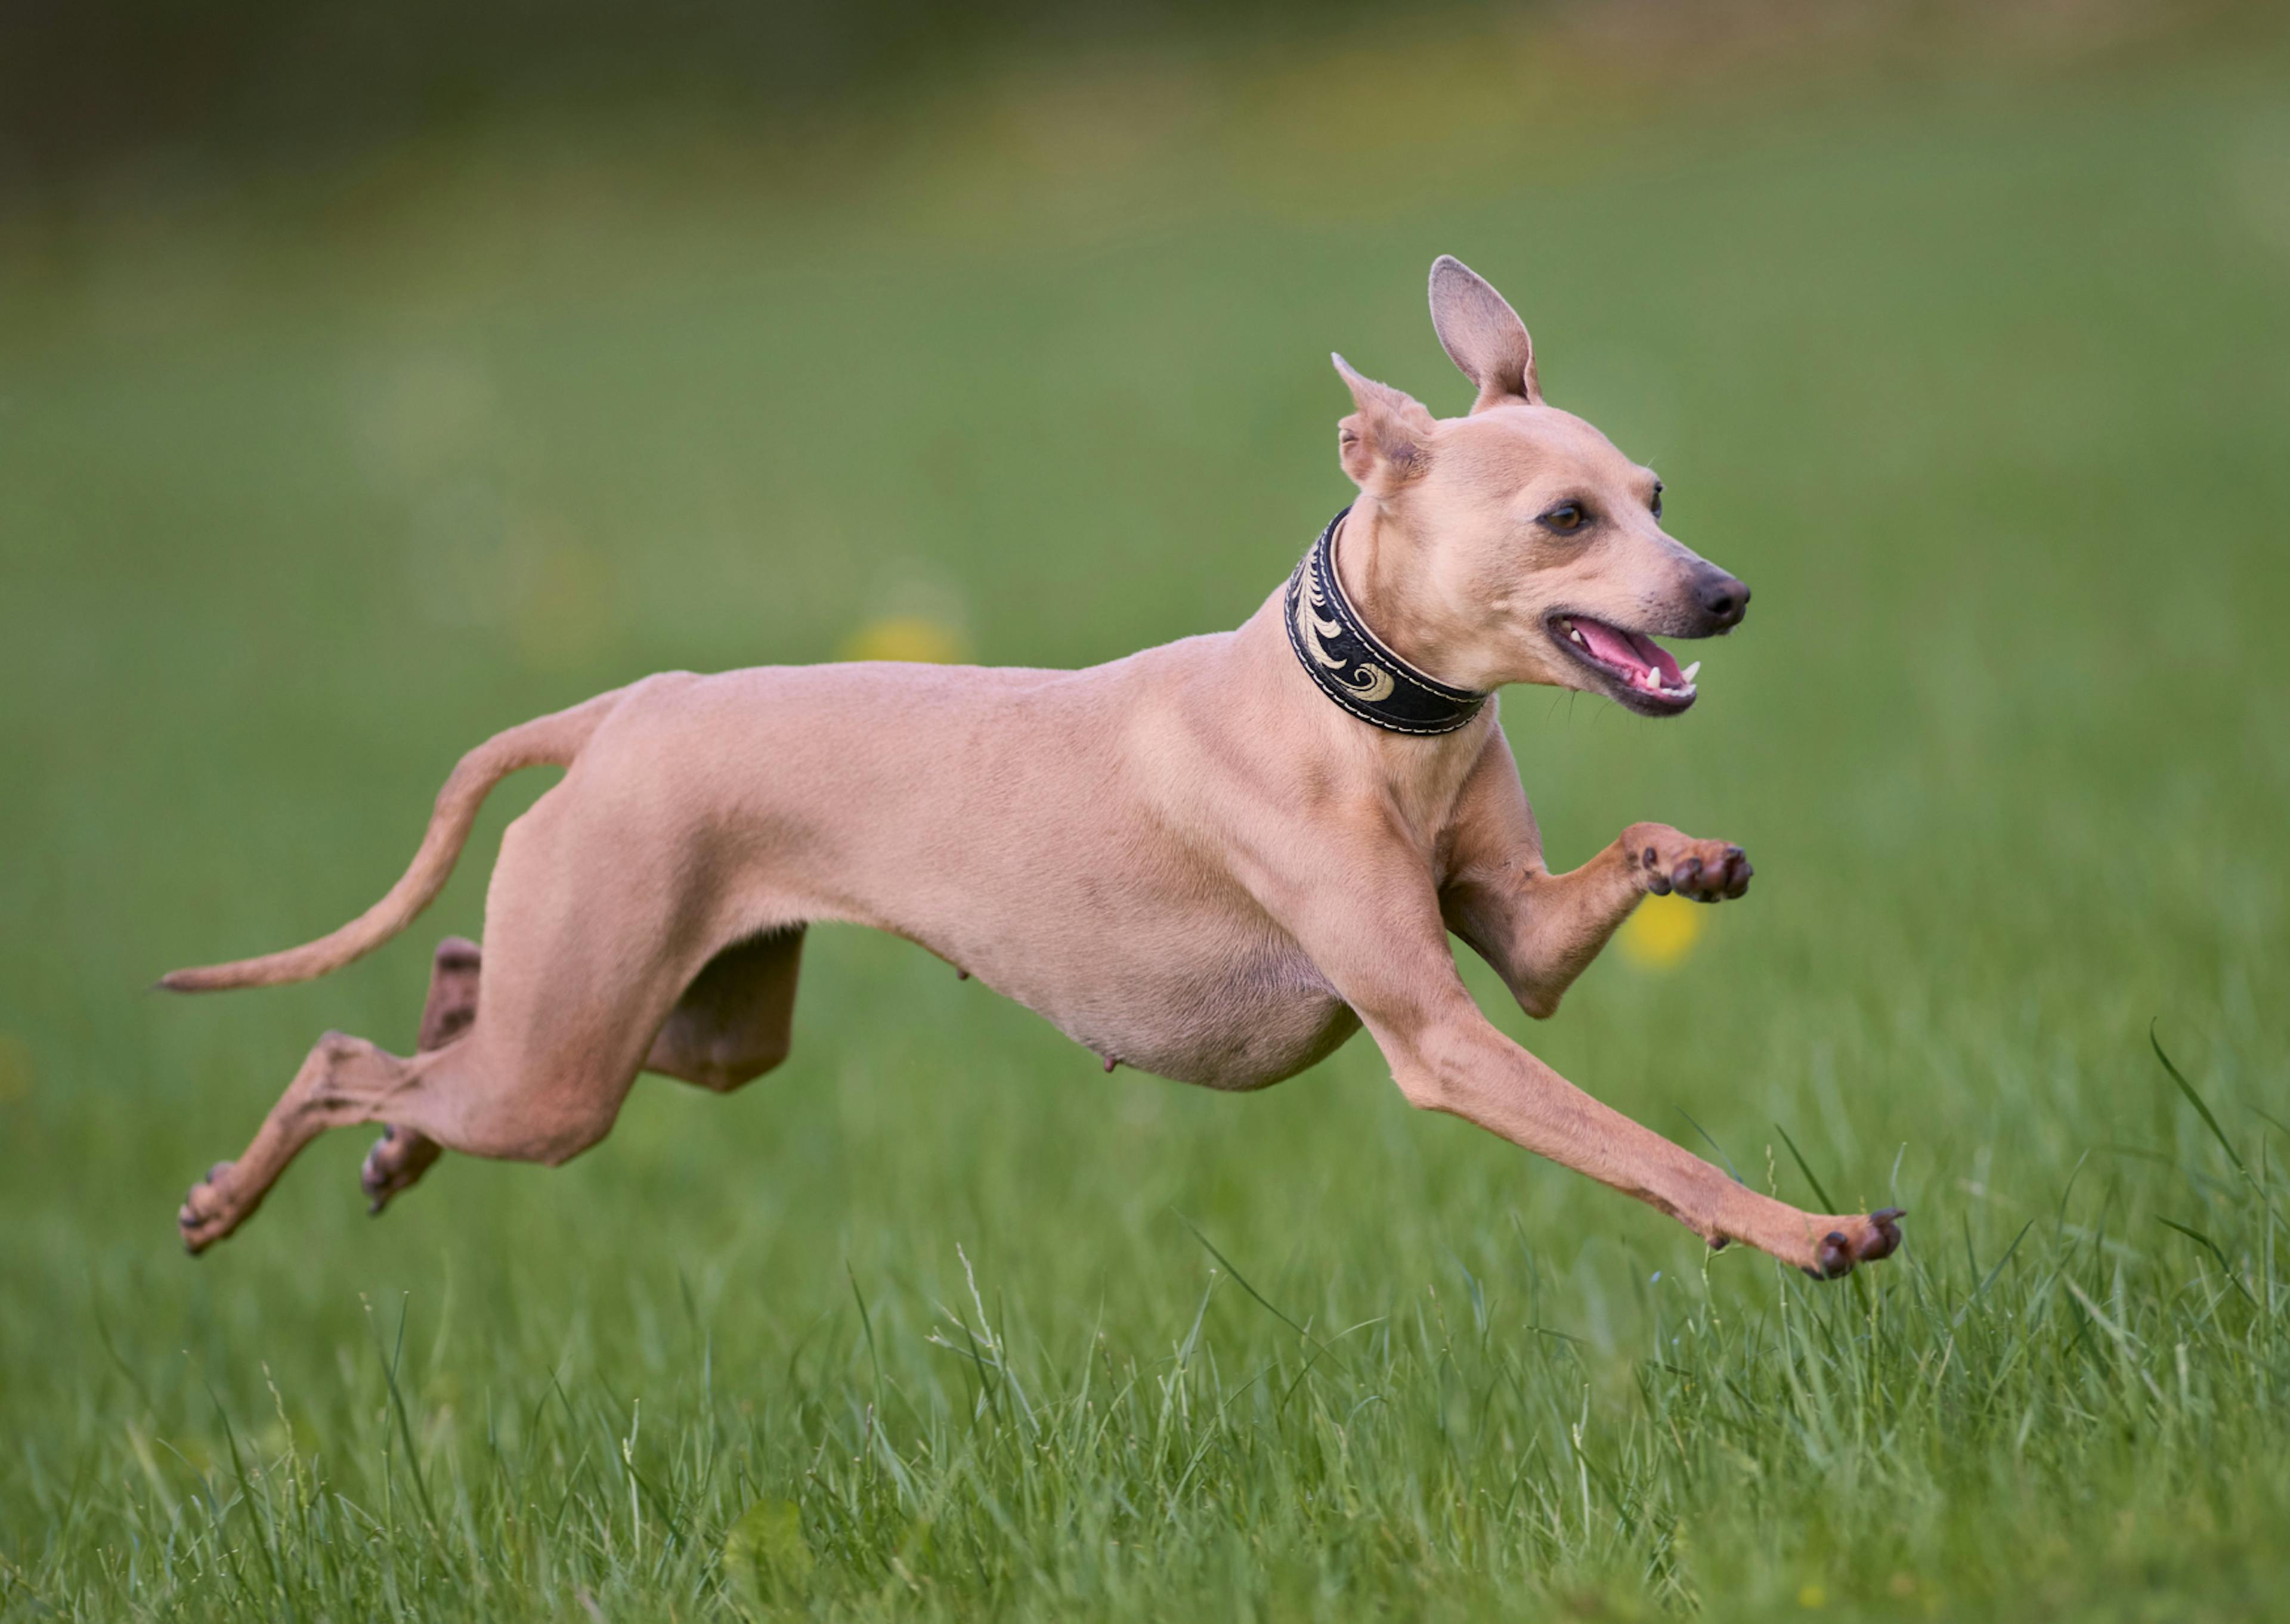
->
xmin=2152 ymin=1020 xmax=2244 ymax=1175
xmin=1678 ymin=1107 xmax=1743 ymax=1183
xmin=1174 ymin=1211 xmax=1337 ymax=1366
xmin=1773 ymin=1123 xmax=1836 ymax=1213
xmin=371 ymin=1295 xmax=441 ymax=1534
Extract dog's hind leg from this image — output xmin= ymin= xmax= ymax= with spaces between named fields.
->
xmin=359 ymin=936 xmax=482 ymax=1214
xmin=643 ymin=925 xmax=806 ymax=1092
xmin=354 ymin=923 xmax=803 ymax=1221
xmin=179 ymin=715 xmax=789 ymax=1254
xmin=178 ymin=999 xmax=652 ymax=1255
xmin=180 ymin=1031 xmax=435 ymax=1253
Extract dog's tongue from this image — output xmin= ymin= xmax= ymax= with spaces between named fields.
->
xmin=1576 ymin=618 xmax=1685 ymax=684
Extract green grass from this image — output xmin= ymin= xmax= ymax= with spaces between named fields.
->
xmin=5 ymin=14 xmax=2290 ymax=1620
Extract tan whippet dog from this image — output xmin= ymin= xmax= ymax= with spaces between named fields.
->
xmin=166 ymin=256 xmax=1902 ymax=1279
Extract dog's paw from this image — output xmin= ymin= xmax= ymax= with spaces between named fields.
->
xmin=1803 ymin=1208 xmax=1905 ymax=1280
xmin=1629 ymin=826 xmax=1752 ymax=902
xmin=361 ymin=1126 xmax=442 ymax=1215
xmin=178 ymin=1161 xmax=239 ymax=1256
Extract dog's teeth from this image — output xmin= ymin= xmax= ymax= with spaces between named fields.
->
xmin=1682 ymin=661 xmax=1700 ymax=685
xmin=1569 ymin=626 xmax=1588 ymax=647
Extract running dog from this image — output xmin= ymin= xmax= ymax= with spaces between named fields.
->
xmin=166 ymin=256 xmax=1902 ymax=1279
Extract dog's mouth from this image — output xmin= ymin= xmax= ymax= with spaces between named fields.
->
xmin=1549 ymin=615 xmax=1700 ymax=715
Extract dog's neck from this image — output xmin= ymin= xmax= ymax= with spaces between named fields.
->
xmin=1283 ymin=507 xmax=1488 ymax=736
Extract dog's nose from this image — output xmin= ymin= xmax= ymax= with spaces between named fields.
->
xmin=1695 ymin=571 xmax=1750 ymax=629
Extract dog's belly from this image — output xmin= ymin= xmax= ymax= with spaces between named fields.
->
xmin=1036 ymin=940 xmax=1364 ymax=1091
xmin=858 ymin=889 xmax=1363 ymax=1090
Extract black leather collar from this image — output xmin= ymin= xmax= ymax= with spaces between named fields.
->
xmin=1283 ymin=507 xmax=1488 ymax=735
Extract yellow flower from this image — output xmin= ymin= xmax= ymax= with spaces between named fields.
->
xmin=839 ymin=615 xmax=970 ymax=665
xmin=1619 ymin=892 xmax=1705 ymax=969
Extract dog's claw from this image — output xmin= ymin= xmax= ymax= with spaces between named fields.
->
xmin=179 ymin=1161 xmax=238 ymax=1256
xmin=1636 ymin=829 xmax=1751 ymax=904
xmin=1814 ymin=1231 xmax=1853 ymax=1278
xmin=361 ymin=1127 xmax=442 ymax=1216
xmin=1867 ymin=1207 xmax=1906 ymax=1257
xmin=1803 ymin=1208 xmax=1907 ymax=1279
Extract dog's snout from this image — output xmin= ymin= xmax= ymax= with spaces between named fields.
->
xmin=1695 ymin=571 xmax=1750 ymax=630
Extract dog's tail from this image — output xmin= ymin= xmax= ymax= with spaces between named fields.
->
xmin=158 ymin=686 xmax=633 ymax=993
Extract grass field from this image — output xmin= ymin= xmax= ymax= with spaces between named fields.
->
xmin=5 ymin=10 xmax=2290 ymax=1619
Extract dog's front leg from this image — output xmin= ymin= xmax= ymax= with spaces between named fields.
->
xmin=1387 ymin=998 xmax=1898 ymax=1276
xmin=1444 ymin=822 xmax=1753 ymax=1019
xmin=1271 ymin=857 xmax=1896 ymax=1278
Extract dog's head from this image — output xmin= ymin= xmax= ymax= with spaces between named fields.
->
xmin=1327 ymin=255 xmax=1747 ymax=716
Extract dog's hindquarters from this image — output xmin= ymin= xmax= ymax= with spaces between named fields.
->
xmin=158 ymin=684 xmax=639 ymax=993
xmin=172 ymin=658 xmax=1204 ymax=1253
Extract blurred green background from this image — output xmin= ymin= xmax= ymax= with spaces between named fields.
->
xmin=5 ymin=2 xmax=2290 ymax=1619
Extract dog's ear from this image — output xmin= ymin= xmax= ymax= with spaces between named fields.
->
xmin=1332 ymin=354 xmax=1437 ymax=494
xmin=1429 ymin=255 xmax=1540 ymax=411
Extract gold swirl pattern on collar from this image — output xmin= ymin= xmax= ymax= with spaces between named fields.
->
xmin=1293 ymin=571 xmax=1395 ymax=702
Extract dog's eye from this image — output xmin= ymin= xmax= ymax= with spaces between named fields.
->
xmin=1542 ymin=503 xmax=1586 ymax=534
